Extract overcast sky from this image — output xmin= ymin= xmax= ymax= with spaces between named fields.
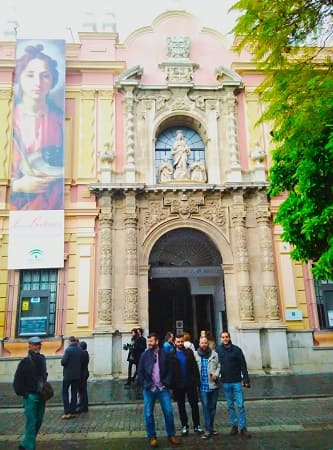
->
xmin=1 ymin=0 xmax=239 ymax=42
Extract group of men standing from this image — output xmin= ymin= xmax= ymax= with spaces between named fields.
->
xmin=137 ymin=330 xmax=251 ymax=448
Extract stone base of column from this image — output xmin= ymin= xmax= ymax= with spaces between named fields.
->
xmin=261 ymin=326 xmax=290 ymax=373
xmin=237 ymin=326 xmax=265 ymax=373
xmin=92 ymin=331 xmax=113 ymax=376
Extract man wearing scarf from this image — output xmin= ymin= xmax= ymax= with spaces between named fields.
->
xmin=13 ymin=336 xmax=48 ymax=450
xmin=194 ymin=336 xmax=220 ymax=440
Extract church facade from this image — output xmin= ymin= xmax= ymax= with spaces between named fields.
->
xmin=0 ymin=10 xmax=332 ymax=380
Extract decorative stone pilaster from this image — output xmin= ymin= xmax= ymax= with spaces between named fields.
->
xmin=124 ymin=192 xmax=139 ymax=325
xmin=231 ymin=199 xmax=255 ymax=322
xmin=96 ymin=192 xmax=113 ymax=329
xmin=225 ymin=89 xmax=242 ymax=182
xmin=79 ymin=90 xmax=96 ymax=179
xmin=256 ymin=199 xmax=281 ymax=321
xmin=123 ymin=87 xmax=136 ymax=183
xmin=0 ymin=89 xmax=12 ymax=181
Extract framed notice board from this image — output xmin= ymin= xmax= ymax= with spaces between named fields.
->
xmin=18 ymin=290 xmax=50 ymax=337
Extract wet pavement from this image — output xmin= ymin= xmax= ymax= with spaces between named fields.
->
xmin=1 ymin=374 xmax=333 ymax=449
xmin=1 ymin=372 xmax=333 ymax=408
xmin=0 ymin=398 xmax=333 ymax=449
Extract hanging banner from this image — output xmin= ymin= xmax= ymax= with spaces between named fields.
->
xmin=8 ymin=39 xmax=65 ymax=269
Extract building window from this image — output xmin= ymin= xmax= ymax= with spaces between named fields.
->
xmin=314 ymin=280 xmax=333 ymax=329
xmin=155 ymin=126 xmax=205 ymax=183
xmin=17 ymin=269 xmax=58 ymax=337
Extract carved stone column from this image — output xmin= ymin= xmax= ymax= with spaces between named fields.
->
xmin=225 ymin=89 xmax=242 ymax=182
xmin=256 ymin=199 xmax=281 ymax=322
xmin=124 ymin=191 xmax=139 ymax=325
xmin=96 ymin=192 xmax=113 ymax=329
xmin=79 ymin=90 xmax=96 ymax=180
xmin=123 ymin=87 xmax=135 ymax=183
xmin=0 ymin=89 xmax=12 ymax=185
xmin=231 ymin=197 xmax=255 ymax=322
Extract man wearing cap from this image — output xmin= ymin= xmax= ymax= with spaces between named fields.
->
xmin=13 ymin=336 xmax=48 ymax=450
xmin=61 ymin=336 xmax=84 ymax=419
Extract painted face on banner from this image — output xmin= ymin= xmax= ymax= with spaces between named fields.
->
xmin=20 ymin=58 xmax=53 ymax=102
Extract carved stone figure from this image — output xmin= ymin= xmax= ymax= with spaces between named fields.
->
xmin=158 ymin=157 xmax=173 ymax=182
xmin=171 ymin=130 xmax=191 ymax=180
xmin=190 ymin=157 xmax=207 ymax=182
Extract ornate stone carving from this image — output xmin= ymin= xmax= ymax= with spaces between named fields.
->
xmin=143 ymin=200 xmax=169 ymax=233
xmin=200 ymin=200 xmax=227 ymax=230
xmin=225 ymin=90 xmax=241 ymax=169
xmin=164 ymin=65 xmax=194 ymax=83
xmin=239 ymin=286 xmax=254 ymax=321
xmin=97 ymin=289 xmax=112 ymax=324
xmin=264 ymin=286 xmax=280 ymax=320
xmin=124 ymin=288 xmax=139 ymax=323
xmin=100 ymin=224 xmax=112 ymax=275
xmin=231 ymin=206 xmax=246 ymax=226
xmin=167 ymin=36 xmax=191 ymax=59
xmin=234 ymin=226 xmax=250 ymax=272
xmin=164 ymin=193 xmax=204 ymax=219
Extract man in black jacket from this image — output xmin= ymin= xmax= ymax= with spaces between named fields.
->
xmin=13 ymin=336 xmax=48 ymax=450
xmin=170 ymin=334 xmax=204 ymax=436
xmin=217 ymin=331 xmax=251 ymax=438
xmin=61 ymin=336 xmax=83 ymax=419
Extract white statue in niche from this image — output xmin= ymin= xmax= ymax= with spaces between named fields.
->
xmin=158 ymin=157 xmax=173 ymax=182
xmin=190 ymin=157 xmax=207 ymax=182
xmin=171 ymin=130 xmax=191 ymax=180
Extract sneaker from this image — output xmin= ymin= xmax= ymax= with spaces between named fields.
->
xmin=230 ymin=425 xmax=238 ymax=435
xmin=61 ymin=414 xmax=73 ymax=420
xmin=240 ymin=428 xmax=252 ymax=439
xmin=211 ymin=429 xmax=218 ymax=435
xmin=194 ymin=425 xmax=204 ymax=434
xmin=149 ymin=437 xmax=158 ymax=448
xmin=201 ymin=432 xmax=211 ymax=439
xmin=168 ymin=436 xmax=180 ymax=445
xmin=181 ymin=426 xmax=189 ymax=436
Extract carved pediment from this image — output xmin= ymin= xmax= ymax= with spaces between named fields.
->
xmin=215 ymin=66 xmax=243 ymax=87
xmin=116 ymin=65 xmax=143 ymax=89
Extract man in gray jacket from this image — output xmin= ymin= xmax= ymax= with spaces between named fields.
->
xmin=61 ymin=336 xmax=83 ymax=419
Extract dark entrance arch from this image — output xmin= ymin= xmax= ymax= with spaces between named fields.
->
xmin=148 ymin=228 xmax=226 ymax=343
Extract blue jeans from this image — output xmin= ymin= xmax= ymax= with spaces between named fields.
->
xmin=222 ymin=382 xmax=247 ymax=430
xmin=21 ymin=393 xmax=45 ymax=450
xmin=143 ymin=388 xmax=176 ymax=438
xmin=200 ymin=388 xmax=219 ymax=432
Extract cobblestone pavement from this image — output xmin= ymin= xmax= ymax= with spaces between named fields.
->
xmin=0 ymin=398 xmax=333 ymax=450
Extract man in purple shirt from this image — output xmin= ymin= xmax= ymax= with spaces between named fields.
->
xmin=137 ymin=332 xmax=180 ymax=448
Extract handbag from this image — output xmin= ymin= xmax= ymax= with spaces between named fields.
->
xmin=39 ymin=381 xmax=54 ymax=401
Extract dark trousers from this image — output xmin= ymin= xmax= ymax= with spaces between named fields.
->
xmin=62 ymin=378 xmax=80 ymax=414
xmin=127 ymin=360 xmax=137 ymax=382
xmin=78 ymin=378 xmax=89 ymax=412
xmin=174 ymin=385 xmax=200 ymax=428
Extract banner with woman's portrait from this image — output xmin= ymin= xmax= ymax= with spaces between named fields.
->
xmin=8 ymin=39 xmax=65 ymax=269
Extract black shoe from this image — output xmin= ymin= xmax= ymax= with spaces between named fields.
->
xmin=124 ymin=381 xmax=131 ymax=386
xmin=240 ymin=428 xmax=252 ymax=439
xmin=230 ymin=425 xmax=238 ymax=435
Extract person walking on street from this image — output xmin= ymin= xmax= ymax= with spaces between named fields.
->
xmin=132 ymin=327 xmax=147 ymax=383
xmin=61 ymin=336 xmax=83 ymax=419
xmin=217 ymin=330 xmax=252 ymax=438
xmin=137 ymin=332 xmax=180 ymax=448
xmin=194 ymin=336 xmax=220 ymax=440
xmin=162 ymin=331 xmax=175 ymax=353
xmin=170 ymin=334 xmax=204 ymax=436
xmin=124 ymin=328 xmax=139 ymax=386
xmin=77 ymin=340 xmax=89 ymax=413
xmin=13 ymin=336 xmax=48 ymax=450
